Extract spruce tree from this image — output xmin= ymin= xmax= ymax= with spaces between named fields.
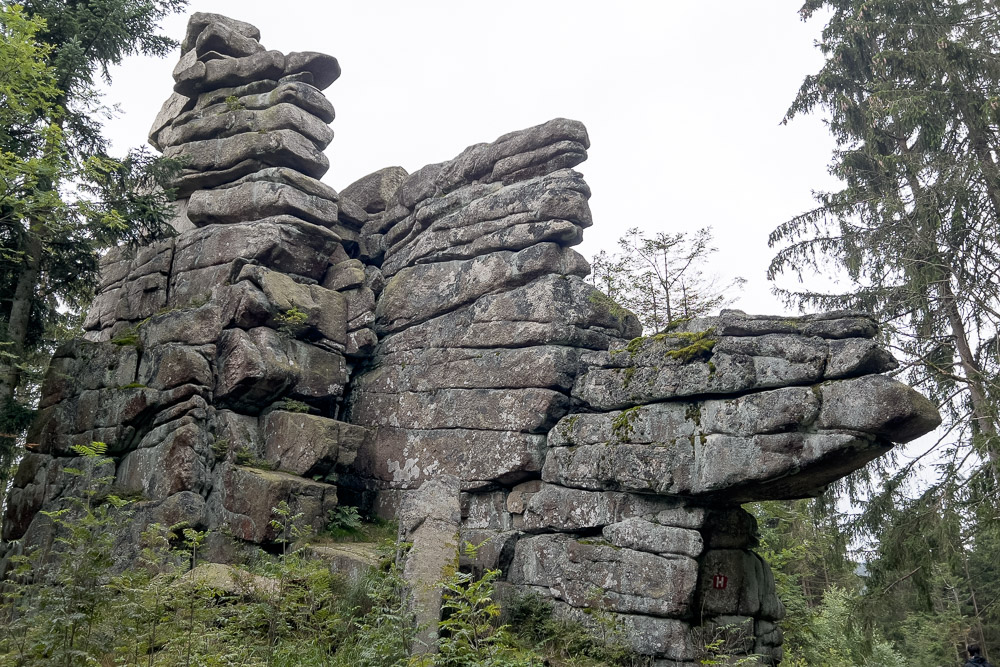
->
xmin=769 ymin=1 xmax=1000 ymax=659
xmin=770 ymin=0 xmax=1000 ymax=467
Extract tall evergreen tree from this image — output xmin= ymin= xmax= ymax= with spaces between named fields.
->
xmin=768 ymin=0 xmax=1000 ymax=657
xmin=0 ymin=0 xmax=187 ymax=487
xmin=769 ymin=0 xmax=1000 ymax=492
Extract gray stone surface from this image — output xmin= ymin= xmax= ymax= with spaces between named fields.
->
xmin=148 ymin=91 xmax=193 ymax=150
xmin=352 ymin=345 xmax=581 ymax=393
xmin=174 ymin=49 xmax=286 ymax=96
xmin=236 ymin=265 xmax=347 ymax=344
xmin=158 ymin=103 xmax=333 ymax=151
xmin=181 ymin=12 xmax=261 ymax=52
xmin=509 ymin=533 xmax=698 ymax=618
xmin=603 ymin=518 xmax=704 ymax=558
xmin=381 ymin=169 xmax=592 ymax=277
xmin=116 ymin=420 xmax=213 ymax=499
xmin=215 ymin=327 xmax=347 ymax=409
xmin=341 ymin=166 xmax=408 ymax=214
xmin=207 ymin=463 xmax=337 ymax=543
xmin=518 ymin=484 xmax=683 ymax=532
xmin=818 ymin=374 xmax=942 ymax=442
xmin=165 ymin=129 xmax=329 ymax=193
xmin=398 ymin=475 xmax=462 ymax=655
xmin=171 ymin=218 xmax=340 ymax=279
xmin=347 ymin=426 xmax=547 ymax=490
xmin=262 ymin=410 xmax=368 ymax=476
xmin=376 ymin=243 xmax=590 ymax=334
xmin=350 ymin=387 xmax=569 ymax=433
xmin=195 ymin=21 xmax=264 ymax=59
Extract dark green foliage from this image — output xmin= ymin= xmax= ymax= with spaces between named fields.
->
xmin=769 ymin=0 xmax=1000 ymax=476
xmin=0 ymin=0 xmax=187 ymax=492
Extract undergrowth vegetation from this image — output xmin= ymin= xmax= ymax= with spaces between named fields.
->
xmin=0 ymin=447 xmax=651 ymax=666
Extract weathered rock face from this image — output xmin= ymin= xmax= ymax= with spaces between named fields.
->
xmin=1 ymin=12 xmax=942 ymax=666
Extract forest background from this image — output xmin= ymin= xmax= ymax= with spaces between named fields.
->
xmin=2 ymin=1 xmax=1000 ymax=665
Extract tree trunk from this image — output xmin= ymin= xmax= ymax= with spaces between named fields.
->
xmin=939 ymin=278 xmax=999 ymax=459
xmin=0 ymin=231 xmax=42 ymax=409
xmin=962 ymin=549 xmax=990 ymax=661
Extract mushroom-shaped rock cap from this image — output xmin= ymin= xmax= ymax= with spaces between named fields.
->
xmin=181 ymin=12 xmax=261 ymax=52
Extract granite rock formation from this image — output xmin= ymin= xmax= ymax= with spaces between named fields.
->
xmin=4 ymin=12 xmax=364 ymax=565
xmin=1 ymin=13 xmax=941 ymax=665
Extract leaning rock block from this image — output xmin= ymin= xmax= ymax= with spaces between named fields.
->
xmin=262 ymin=410 xmax=368 ymax=476
xmin=208 ymin=463 xmax=337 ymax=543
xmin=342 ymin=166 xmax=408 ymax=215
xmin=3 ymin=454 xmax=54 ymax=541
xmin=398 ymin=475 xmax=462 ymax=655
xmin=215 ymin=327 xmax=348 ymax=410
xmin=116 ymin=420 xmax=213 ymax=499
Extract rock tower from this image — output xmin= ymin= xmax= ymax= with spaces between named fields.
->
xmin=2 ymin=13 xmax=941 ymax=665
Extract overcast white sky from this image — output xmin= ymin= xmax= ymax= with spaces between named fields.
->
xmin=102 ymin=1 xmax=840 ymax=316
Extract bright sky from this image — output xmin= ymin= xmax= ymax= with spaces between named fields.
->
xmin=102 ymin=1 xmax=840 ymax=316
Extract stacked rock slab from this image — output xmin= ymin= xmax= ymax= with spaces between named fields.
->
xmin=1 ymin=12 xmax=943 ymax=666
xmin=2 ymin=14 xmax=373 ymax=563
xmin=342 ymin=118 xmax=641 ymax=562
